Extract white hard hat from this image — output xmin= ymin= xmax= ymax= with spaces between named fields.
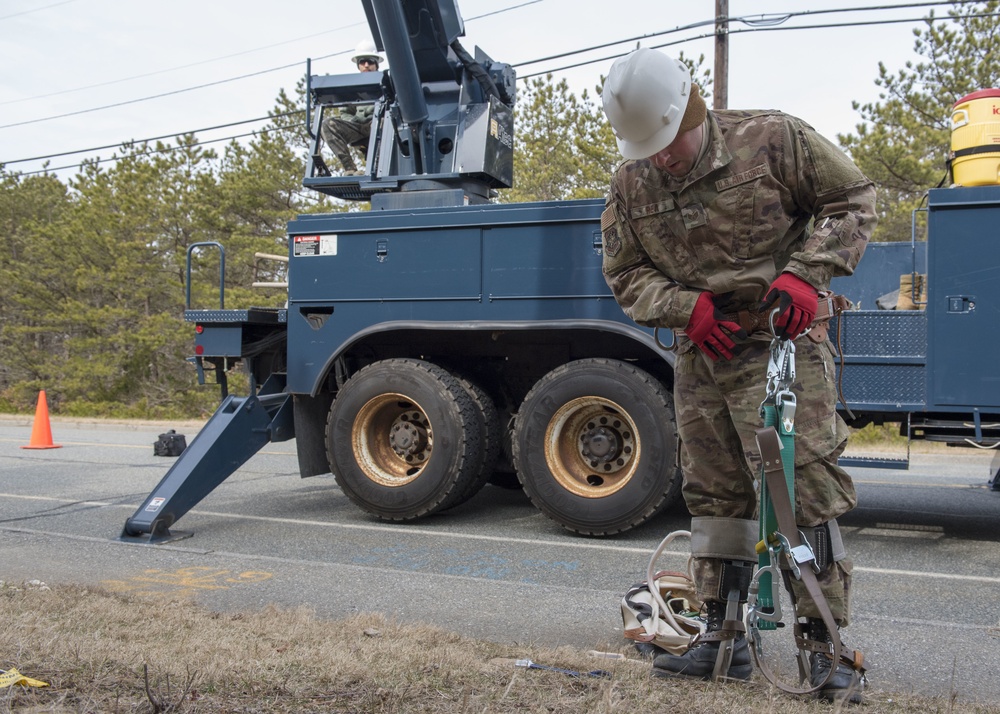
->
xmin=351 ymin=40 xmax=384 ymax=66
xmin=602 ymin=48 xmax=700 ymax=160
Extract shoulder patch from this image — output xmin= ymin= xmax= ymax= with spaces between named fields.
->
xmin=600 ymin=206 xmax=622 ymax=257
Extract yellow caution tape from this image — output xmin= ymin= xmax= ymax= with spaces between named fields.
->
xmin=0 ymin=668 xmax=49 ymax=688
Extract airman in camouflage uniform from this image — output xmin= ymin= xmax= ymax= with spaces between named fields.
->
xmin=322 ymin=103 xmax=375 ymax=174
xmin=601 ymin=48 xmax=875 ymax=702
xmin=321 ymin=42 xmax=382 ymax=174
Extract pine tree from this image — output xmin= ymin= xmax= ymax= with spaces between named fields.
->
xmin=839 ymin=1 xmax=1000 ymax=242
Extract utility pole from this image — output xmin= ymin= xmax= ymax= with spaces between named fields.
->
xmin=714 ymin=0 xmax=729 ymax=110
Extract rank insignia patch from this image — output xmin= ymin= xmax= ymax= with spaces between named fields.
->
xmin=603 ymin=226 xmax=622 ymax=257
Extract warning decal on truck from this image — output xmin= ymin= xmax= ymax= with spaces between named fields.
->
xmin=293 ymin=234 xmax=338 ymax=257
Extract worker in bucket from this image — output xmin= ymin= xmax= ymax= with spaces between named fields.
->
xmin=321 ymin=40 xmax=384 ymax=175
xmin=600 ymin=47 xmax=875 ymax=703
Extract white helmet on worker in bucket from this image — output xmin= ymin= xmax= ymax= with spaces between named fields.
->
xmin=602 ymin=47 xmax=705 ymax=160
xmin=351 ymin=40 xmax=385 ymax=67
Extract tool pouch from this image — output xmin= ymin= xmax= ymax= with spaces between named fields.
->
xmin=620 ymin=531 xmax=705 ymax=656
xmin=153 ymin=430 xmax=187 ymax=457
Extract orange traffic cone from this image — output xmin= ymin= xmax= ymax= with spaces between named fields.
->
xmin=21 ymin=390 xmax=61 ymax=450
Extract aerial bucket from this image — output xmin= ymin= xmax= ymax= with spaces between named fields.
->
xmin=951 ymin=89 xmax=1000 ymax=186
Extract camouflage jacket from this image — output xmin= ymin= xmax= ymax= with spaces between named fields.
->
xmin=601 ymin=110 xmax=876 ymax=330
xmin=336 ymin=102 xmax=375 ymax=125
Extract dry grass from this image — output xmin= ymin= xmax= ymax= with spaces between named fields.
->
xmin=0 ymin=581 xmax=995 ymax=714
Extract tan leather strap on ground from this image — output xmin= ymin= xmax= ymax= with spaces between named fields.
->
xmin=752 ymin=427 xmax=863 ymax=695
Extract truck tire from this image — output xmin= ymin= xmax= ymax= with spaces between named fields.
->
xmin=487 ymin=406 xmax=521 ymax=490
xmin=326 ymin=358 xmax=483 ymax=521
xmin=512 ymin=358 xmax=681 ymax=536
xmin=440 ymin=375 xmax=501 ymax=510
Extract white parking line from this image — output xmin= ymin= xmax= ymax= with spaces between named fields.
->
xmin=3 ymin=492 xmax=1000 ymax=585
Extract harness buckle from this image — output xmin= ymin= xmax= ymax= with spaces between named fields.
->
xmin=774 ymin=532 xmax=821 ymax=579
xmin=776 ymin=390 xmax=796 ymax=432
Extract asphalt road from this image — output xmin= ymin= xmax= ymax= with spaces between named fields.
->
xmin=2 ymin=416 xmax=999 ymax=704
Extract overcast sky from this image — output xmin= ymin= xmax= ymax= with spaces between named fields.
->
xmin=0 ymin=0 xmax=963 ymax=181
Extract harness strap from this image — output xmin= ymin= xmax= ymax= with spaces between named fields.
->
xmin=753 ymin=427 xmax=860 ymax=695
xmin=755 ymin=401 xmax=791 ymax=632
xmin=726 ymin=293 xmax=855 ymax=420
xmin=697 ymin=620 xmax=746 ymax=642
xmin=724 ymin=292 xmax=850 ymax=337
xmin=708 ymin=607 xmax=745 ymax=681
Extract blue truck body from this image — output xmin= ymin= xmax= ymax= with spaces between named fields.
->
xmin=119 ymin=1 xmax=1000 ymax=544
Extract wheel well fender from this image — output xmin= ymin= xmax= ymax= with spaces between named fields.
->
xmin=309 ymin=319 xmax=676 ymax=397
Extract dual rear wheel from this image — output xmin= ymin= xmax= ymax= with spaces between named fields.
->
xmin=326 ymin=357 xmax=681 ymax=535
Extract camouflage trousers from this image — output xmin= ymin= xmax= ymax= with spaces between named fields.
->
xmin=320 ymin=117 xmax=370 ymax=172
xmin=674 ymin=337 xmax=857 ymax=624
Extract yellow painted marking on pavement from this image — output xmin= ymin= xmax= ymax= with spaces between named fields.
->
xmin=102 ymin=566 xmax=272 ymax=598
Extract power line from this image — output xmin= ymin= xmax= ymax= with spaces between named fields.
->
xmin=2 ymin=0 xmax=956 ymax=131
xmin=0 ymin=62 xmax=307 ymax=130
xmin=516 ymin=0 xmax=980 ymax=68
xmin=5 ymin=0 xmax=961 ymax=137
xmin=0 ymin=23 xmax=367 ymax=108
xmin=0 ymin=0 xmax=545 ymax=129
xmin=0 ymin=0 xmax=77 ymax=21
xmin=16 ymin=121 xmax=305 ymax=178
xmin=2 ymin=0 xmax=545 ymax=111
xmin=3 ymin=0 xmax=988 ymax=171
xmin=3 ymin=112 xmax=302 ymax=165
xmin=519 ymin=6 xmax=998 ymax=79
xmin=462 ymin=0 xmax=543 ymax=19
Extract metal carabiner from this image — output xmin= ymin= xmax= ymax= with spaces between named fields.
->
xmin=767 ymin=307 xmax=782 ymax=338
xmin=780 ymin=339 xmax=796 ymax=384
xmin=764 ymin=338 xmax=787 ymax=400
xmin=763 ymin=315 xmax=797 ymax=413
xmin=746 ymin=547 xmax=785 ymax=625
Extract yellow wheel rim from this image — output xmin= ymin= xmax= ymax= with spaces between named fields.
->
xmin=352 ymin=393 xmax=432 ymax=487
xmin=543 ymin=396 xmax=639 ymax=498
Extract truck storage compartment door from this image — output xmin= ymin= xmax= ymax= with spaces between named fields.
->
xmin=289 ymin=226 xmax=481 ymax=302
xmin=927 ymin=186 xmax=1000 ymax=408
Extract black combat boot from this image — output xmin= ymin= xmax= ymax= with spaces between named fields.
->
xmin=336 ymin=153 xmax=359 ymax=174
xmin=806 ymin=619 xmax=865 ymax=704
xmin=652 ymin=600 xmax=752 ymax=681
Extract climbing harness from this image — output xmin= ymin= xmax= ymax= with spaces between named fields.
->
xmin=746 ymin=313 xmax=864 ymax=694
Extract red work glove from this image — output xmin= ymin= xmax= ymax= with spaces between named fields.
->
xmin=686 ymin=292 xmax=747 ymax=361
xmin=760 ymin=273 xmax=819 ymax=340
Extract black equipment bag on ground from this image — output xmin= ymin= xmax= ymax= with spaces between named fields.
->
xmin=153 ymin=430 xmax=187 ymax=457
